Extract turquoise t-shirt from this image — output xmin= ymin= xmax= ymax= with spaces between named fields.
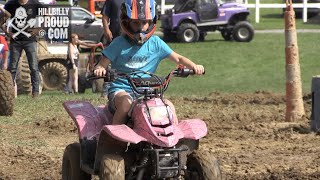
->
xmin=102 ymin=35 xmax=173 ymax=94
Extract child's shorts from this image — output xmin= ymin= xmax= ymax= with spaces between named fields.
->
xmin=108 ymin=90 xmax=134 ymax=113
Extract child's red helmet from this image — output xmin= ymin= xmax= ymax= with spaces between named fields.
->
xmin=120 ymin=0 xmax=157 ymax=45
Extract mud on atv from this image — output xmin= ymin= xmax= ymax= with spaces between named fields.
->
xmin=161 ymin=0 xmax=254 ymax=43
xmin=62 ymin=67 xmax=222 ymax=179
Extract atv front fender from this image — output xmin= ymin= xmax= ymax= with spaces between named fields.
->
xmin=102 ymin=119 xmax=207 ymax=146
xmin=177 ymin=119 xmax=208 ymax=140
xmin=102 ymin=125 xmax=147 ymax=144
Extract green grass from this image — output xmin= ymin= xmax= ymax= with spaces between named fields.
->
xmin=156 ymin=32 xmax=319 ymax=96
xmin=0 ymin=92 xmax=106 ymax=125
xmin=243 ymin=0 xmax=320 ymax=29
xmin=0 ymin=33 xmax=317 ymax=126
xmin=248 ymin=8 xmax=320 ymax=30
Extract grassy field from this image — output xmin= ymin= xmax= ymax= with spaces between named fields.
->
xmin=156 ymin=32 xmax=319 ymax=96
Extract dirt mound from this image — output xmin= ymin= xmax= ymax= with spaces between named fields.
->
xmin=0 ymin=92 xmax=319 ymax=179
xmin=34 ymin=117 xmax=76 ymax=134
xmin=0 ymin=143 xmax=60 ymax=179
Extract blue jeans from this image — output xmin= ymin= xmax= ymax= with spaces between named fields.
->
xmin=8 ymin=40 xmax=40 ymax=94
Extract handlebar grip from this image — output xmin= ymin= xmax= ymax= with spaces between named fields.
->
xmin=174 ymin=68 xmax=205 ymax=77
xmin=190 ymin=69 xmax=206 ymax=75
xmin=86 ymin=73 xmax=102 ymax=81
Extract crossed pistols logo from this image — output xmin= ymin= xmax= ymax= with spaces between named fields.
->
xmin=7 ymin=6 xmax=37 ymax=39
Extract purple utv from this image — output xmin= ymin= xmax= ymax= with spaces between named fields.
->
xmin=161 ymin=0 xmax=255 ymax=42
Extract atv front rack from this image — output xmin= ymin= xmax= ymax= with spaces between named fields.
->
xmin=144 ymin=148 xmax=187 ymax=179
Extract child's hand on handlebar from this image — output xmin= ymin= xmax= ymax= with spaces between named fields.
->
xmin=193 ymin=65 xmax=205 ymax=75
xmin=94 ymin=65 xmax=106 ymax=77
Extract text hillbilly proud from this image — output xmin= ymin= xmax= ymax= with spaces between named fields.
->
xmin=37 ymin=7 xmax=70 ymax=40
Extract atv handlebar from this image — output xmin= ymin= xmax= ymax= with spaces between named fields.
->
xmin=87 ymin=67 xmax=204 ymax=97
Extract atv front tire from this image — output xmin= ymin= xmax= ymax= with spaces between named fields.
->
xmin=99 ymin=154 xmax=125 ymax=180
xmin=0 ymin=70 xmax=14 ymax=116
xmin=177 ymin=23 xmax=200 ymax=43
xmin=40 ymin=62 xmax=67 ymax=91
xmin=62 ymin=143 xmax=91 ymax=180
xmin=92 ymin=79 xmax=104 ymax=93
xmin=232 ymin=21 xmax=254 ymax=42
xmin=78 ymin=75 xmax=87 ymax=93
xmin=186 ymin=150 xmax=222 ymax=180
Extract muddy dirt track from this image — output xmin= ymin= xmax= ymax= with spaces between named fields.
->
xmin=0 ymin=92 xmax=320 ymax=179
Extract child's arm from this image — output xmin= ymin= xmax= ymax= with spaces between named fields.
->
xmin=167 ymin=51 xmax=205 ymax=75
xmin=94 ymin=56 xmax=111 ymax=77
xmin=78 ymin=41 xmax=102 ymax=48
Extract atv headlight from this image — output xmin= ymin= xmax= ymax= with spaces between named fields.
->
xmin=148 ymin=106 xmax=172 ymax=124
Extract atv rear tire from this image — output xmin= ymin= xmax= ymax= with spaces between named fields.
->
xmin=177 ymin=23 xmax=199 ymax=43
xmin=40 ymin=62 xmax=67 ymax=91
xmin=16 ymin=58 xmax=43 ymax=95
xmin=92 ymin=79 xmax=104 ymax=93
xmin=0 ymin=70 xmax=14 ymax=116
xmin=78 ymin=75 xmax=87 ymax=93
xmin=232 ymin=21 xmax=254 ymax=42
xmin=62 ymin=143 xmax=91 ymax=180
xmin=186 ymin=150 xmax=222 ymax=180
xmin=16 ymin=58 xmax=32 ymax=95
xmin=99 ymin=154 xmax=125 ymax=180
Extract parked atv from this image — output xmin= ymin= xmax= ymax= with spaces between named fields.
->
xmin=0 ymin=70 xmax=14 ymax=116
xmin=161 ymin=0 xmax=254 ymax=42
xmin=62 ymin=67 xmax=221 ymax=179
xmin=16 ymin=40 xmax=104 ymax=94
xmin=78 ymin=44 xmax=105 ymax=94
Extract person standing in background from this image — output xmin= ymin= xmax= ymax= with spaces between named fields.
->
xmin=66 ymin=34 xmax=102 ymax=94
xmin=100 ymin=0 xmax=124 ymax=98
xmin=0 ymin=35 xmax=9 ymax=70
xmin=0 ymin=6 xmax=11 ymax=70
xmin=4 ymin=0 xmax=43 ymax=98
xmin=101 ymin=0 xmax=124 ymax=43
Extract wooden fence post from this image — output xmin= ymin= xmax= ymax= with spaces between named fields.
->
xmin=284 ymin=0 xmax=305 ymax=122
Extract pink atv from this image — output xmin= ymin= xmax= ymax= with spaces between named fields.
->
xmin=62 ymin=67 xmax=221 ymax=179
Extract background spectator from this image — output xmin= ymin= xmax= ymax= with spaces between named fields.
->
xmin=66 ymin=33 xmax=101 ymax=94
xmin=101 ymin=0 xmax=124 ymax=43
xmin=4 ymin=0 xmax=43 ymax=98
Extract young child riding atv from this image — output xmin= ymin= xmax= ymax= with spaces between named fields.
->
xmin=94 ymin=0 xmax=205 ymax=125
xmin=62 ymin=1 xmax=221 ymax=179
